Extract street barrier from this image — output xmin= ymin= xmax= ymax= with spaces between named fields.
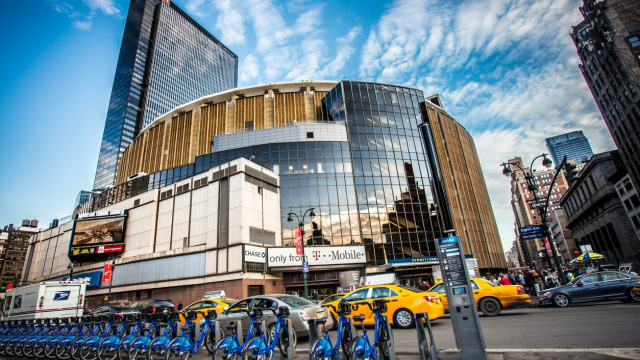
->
xmin=415 ymin=313 xmax=438 ymax=360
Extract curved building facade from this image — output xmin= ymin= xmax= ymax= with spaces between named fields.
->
xmin=24 ymin=81 xmax=504 ymax=305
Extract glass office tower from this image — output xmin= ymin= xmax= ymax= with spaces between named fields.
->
xmin=93 ymin=0 xmax=238 ymax=190
xmin=545 ymin=130 xmax=594 ymax=166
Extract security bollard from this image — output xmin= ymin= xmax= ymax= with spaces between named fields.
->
xmin=415 ymin=313 xmax=438 ymax=360
xmin=381 ymin=314 xmax=397 ymax=360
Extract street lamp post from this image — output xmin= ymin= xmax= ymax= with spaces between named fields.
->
xmin=67 ymin=262 xmax=76 ymax=281
xmin=502 ymin=153 xmax=568 ymax=285
xmin=286 ymin=208 xmax=316 ymax=300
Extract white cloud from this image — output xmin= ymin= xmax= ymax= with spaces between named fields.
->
xmin=213 ymin=0 xmax=246 ymax=45
xmin=49 ymin=0 xmax=120 ymax=31
xmin=239 ymin=54 xmax=261 ymax=84
xmin=360 ymin=0 xmax=616 ymax=253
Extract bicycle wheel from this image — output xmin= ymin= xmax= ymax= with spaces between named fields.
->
xmin=80 ymin=343 xmax=98 ymax=360
xmin=97 ymin=341 xmax=118 ymax=360
xmin=212 ymin=337 xmax=235 ymax=360
xmin=118 ymin=336 xmax=135 ymax=360
xmin=203 ymin=328 xmax=216 ymax=354
xmin=377 ymin=324 xmax=391 ymax=360
xmin=146 ymin=337 xmax=167 ymax=360
xmin=282 ymin=326 xmax=297 ymax=357
xmin=56 ymin=343 xmax=72 ymax=360
xmin=164 ymin=337 xmax=190 ymax=360
xmin=44 ymin=337 xmax=60 ymax=359
xmin=5 ymin=341 xmax=16 ymax=356
xmin=309 ymin=338 xmax=328 ymax=360
xmin=341 ymin=325 xmax=354 ymax=360
xmin=349 ymin=337 xmax=367 ymax=360
xmin=128 ymin=336 xmax=149 ymax=360
xmin=15 ymin=340 xmax=25 ymax=357
xmin=70 ymin=341 xmax=83 ymax=360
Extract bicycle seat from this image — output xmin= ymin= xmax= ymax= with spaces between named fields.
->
xmin=206 ymin=310 xmax=217 ymax=320
xmin=225 ymin=322 xmax=238 ymax=330
xmin=312 ymin=318 xmax=327 ymax=325
xmin=352 ymin=315 xmax=365 ymax=323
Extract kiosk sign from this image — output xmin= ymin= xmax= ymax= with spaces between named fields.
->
xmin=435 ymin=235 xmax=487 ymax=360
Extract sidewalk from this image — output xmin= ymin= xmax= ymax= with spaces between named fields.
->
xmin=394 ymin=348 xmax=640 ymax=360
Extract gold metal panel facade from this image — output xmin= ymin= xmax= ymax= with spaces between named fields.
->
xmin=426 ymin=105 xmax=507 ymax=269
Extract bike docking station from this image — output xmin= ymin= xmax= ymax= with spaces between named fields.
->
xmin=414 ymin=312 xmax=437 ymax=360
xmin=381 ymin=313 xmax=397 ymax=360
xmin=434 ymin=234 xmax=487 ymax=360
xmin=283 ymin=316 xmax=296 ymax=359
xmin=214 ymin=319 xmax=243 ymax=347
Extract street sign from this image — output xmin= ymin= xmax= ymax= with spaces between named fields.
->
xmin=302 ymin=261 xmax=309 ymax=273
xmin=520 ymin=232 xmax=543 ymax=240
xmin=528 ymin=201 xmax=547 ymax=210
xmin=518 ymin=225 xmax=543 ymax=234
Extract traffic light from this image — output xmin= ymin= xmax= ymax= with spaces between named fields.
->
xmin=564 ymin=162 xmax=579 ymax=183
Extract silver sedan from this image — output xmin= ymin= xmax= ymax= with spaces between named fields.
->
xmin=215 ymin=295 xmax=334 ymax=341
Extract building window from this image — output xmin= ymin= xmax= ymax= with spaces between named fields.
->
xmin=629 ymin=36 xmax=640 ymax=48
xmin=307 ymin=132 xmax=314 ymax=139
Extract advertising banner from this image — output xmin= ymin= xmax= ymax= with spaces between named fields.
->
xmin=102 ymin=264 xmax=113 ymax=284
xmin=267 ymin=245 xmax=366 ymax=268
xmin=294 ymin=227 xmax=303 ymax=255
xmin=69 ymin=211 xmax=127 ymax=259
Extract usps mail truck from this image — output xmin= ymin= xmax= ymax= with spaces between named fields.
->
xmin=2 ymin=281 xmax=87 ymax=319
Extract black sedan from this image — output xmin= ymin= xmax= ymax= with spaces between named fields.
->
xmin=538 ymin=271 xmax=640 ymax=307
xmin=88 ymin=305 xmax=139 ymax=316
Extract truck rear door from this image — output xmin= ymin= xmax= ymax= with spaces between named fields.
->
xmin=40 ymin=285 xmax=82 ymax=318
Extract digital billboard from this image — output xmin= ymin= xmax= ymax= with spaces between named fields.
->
xmin=69 ymin=210 xmax=127 ymax=259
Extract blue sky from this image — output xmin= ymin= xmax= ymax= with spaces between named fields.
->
xmin=0 ymin=0 xmax=615 ymax=252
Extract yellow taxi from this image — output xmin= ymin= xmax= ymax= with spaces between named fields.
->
xmin=178 ymin=298 xmax=236 ymax=325
xmin=324 ymin=284 xmax=444 ymax=329
xmin=632 ymin=281 xmax=640 ymax=301
xmin=429 ymin=278 xmax=530 ymax=316
xmin=322 ymin=293 xmax=346 ymax=304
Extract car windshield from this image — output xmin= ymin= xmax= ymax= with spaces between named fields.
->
xmin=396 ymin=285 xmax=423 ymax=293
xmin=476 ymin=278 xmax=495 ymax=287
xmin=276 ymin=296 xmax=313 ymax=307
xmin=110 ymin=306 xmax=133 ymax=311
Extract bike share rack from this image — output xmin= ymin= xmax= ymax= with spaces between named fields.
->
xmin=283 ymin=318 xmax=296 ymax=359
xmin=214 ymin=320 xmax=243 ymax=345
xmin=414 ymin=313 xmax=437 ymax=360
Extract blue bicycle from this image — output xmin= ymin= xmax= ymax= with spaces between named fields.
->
xmin=243 ymin=306 xmax=296 ymax=360
xmin=126 ymin=313 xmax=163 ymax=360
xmin=349 ymin=299 xmax=392 ymax=360
xmin=164 ymin=309 xmax=218 ymax=359
xmin=93 ymin=313 xmax=141 ymax=360
xmin=212 ymin=307 xmax=267 ymax=360
xmin=56 ymin=316 xmax=97 ymax=360
xmin=146 ymin=312 xmax=178 ymax=360
xmin=80 ymin=314 xmax=127 ymax=360
xmin=309 ymin=300 xmax=354 ymax=360
xmin=70 ymin=315 xmax=112 ymax=360
xmin=43 ymin=318 xmax=82 ymax=359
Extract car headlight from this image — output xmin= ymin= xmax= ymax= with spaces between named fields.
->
xmin=540 ymin=292 xmax=549 ymax=298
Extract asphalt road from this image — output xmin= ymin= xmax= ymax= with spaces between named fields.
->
xmin=1 ymin=301 xmax=638 ymax=360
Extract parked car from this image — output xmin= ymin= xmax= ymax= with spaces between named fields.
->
xmin=322 ymin=293 xmax=346 ymax=304
xmin=429 ymin=278 xmax=530 ymax=316
xmin=88 ymin=305 xmax=139 ymax=316
xmin=538 ymin=271 xmax=640 ymax=307
xmin=324 ymin=284 xmax=444 ymax=329
xmin=215 ymin=295 xmax=333 ymax=341
xmin=130 ymin=298 xmax=175 ymax=314
xmin=178 ymin=298 xmax=236 ymax=325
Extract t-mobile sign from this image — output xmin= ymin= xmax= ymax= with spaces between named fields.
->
xmin=267 ymin=245 xmax=366 ymax=268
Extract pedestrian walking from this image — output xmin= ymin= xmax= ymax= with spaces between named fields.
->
xmin=551 ymin=270 xmax=560 ymax=287
xmin=524 ymin=271 xmax=536 ymax=295
xmin=517 ymin=271 xmax=526 ymax=286
xmin=312 ymin=290 xmax=319 ymax=304
xmin=499 ymin=273 xmax=511 ymax=286
xmin=509 ymin=272 xmax=517 ymax=285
